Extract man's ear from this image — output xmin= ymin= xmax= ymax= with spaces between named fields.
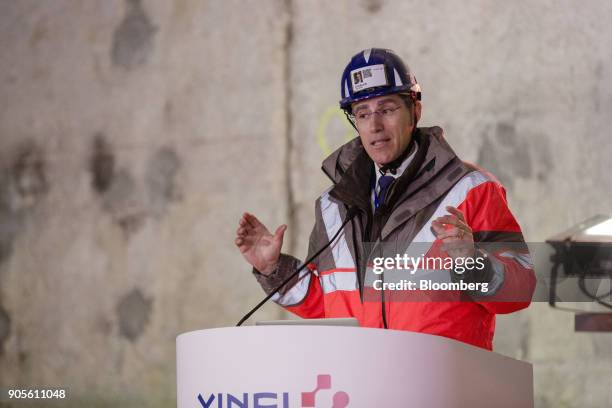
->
xmin=414 ymin=101 xmax=422 ymax=124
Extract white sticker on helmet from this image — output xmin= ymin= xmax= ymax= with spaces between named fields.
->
xmin=393 ymin=68 xmax=403 ymax=86
xmin=350 ymin=64 xmax=388 ymax=93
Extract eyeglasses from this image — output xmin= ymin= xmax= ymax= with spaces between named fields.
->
xmin=351 ymin=106 xmax=402 ymax=124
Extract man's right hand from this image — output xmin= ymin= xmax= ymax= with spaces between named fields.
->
xmin=235 ymin=212 xmax=287 ymax=276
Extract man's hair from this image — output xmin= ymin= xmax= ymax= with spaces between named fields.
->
xmin=399 ymin=93 xmax=417 ymax=110
xmin=399 ymin=93 xmax=420 ymax=126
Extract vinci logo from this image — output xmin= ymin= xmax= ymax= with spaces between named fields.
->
xmin=196 ymin=374 xmax=350 ymax=408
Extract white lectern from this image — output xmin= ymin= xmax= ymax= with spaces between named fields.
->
xmin=177 ymin=326 xmax=533 ymax=408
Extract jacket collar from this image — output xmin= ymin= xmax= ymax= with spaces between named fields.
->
xmin=322 ymin=127 xmax=459 ymax=182
xmin=325 ymin=146 xmax=372 ymax=210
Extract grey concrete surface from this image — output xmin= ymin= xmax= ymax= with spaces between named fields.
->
xmin=1 ymin=0 xmax=611 ymax=407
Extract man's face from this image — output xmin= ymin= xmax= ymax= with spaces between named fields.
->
xmin=351 ymin=94 xmax=421 ymax=166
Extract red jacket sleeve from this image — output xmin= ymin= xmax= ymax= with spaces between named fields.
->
xmin=458 ymin=180 xmax=536 ymax=314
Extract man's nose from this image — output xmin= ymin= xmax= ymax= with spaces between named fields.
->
xmin=369 ymin=112 xmax=384 ymax=132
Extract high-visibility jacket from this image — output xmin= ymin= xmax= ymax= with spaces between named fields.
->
xmin=254 ymin=127 xmax=536 ymax=350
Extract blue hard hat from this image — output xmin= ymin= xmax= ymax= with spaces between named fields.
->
xmin=339 ymin=48 xmax=421 ymax=112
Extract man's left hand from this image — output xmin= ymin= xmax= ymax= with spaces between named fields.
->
xmin=431 ymin=206 xmax=475 ymax=259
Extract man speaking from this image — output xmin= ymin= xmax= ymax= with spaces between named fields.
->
xmin=235 ymin=48 xmax=535 ymax=350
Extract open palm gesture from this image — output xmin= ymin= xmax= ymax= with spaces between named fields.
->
xmin=235 ymin=212 xmax=287 ymax=275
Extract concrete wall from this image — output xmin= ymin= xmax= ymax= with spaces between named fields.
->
xmin=0 ymin=1 xmax=611 ymax=406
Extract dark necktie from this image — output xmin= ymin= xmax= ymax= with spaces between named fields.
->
xmin=376 ymin=175 xmax=395 ymax=210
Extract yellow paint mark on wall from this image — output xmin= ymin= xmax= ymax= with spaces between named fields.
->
xmin=316 ymin=106 xmax=355 ymax=156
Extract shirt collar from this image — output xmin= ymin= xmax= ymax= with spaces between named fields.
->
xmin=374 ymin=141 xmax=419 ymax=188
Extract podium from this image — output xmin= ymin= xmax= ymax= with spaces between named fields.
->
xmin=177 ymin=326 xmax=533 ymax=407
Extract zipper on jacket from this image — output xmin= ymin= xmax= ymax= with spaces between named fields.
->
xmin=364 ymin=206 xmax=389 ymax=329
xmin=357 ymin=207 xmax=374 ymax=303
xmin=379 ymin=227 xmax=388 ymax=329
xmin=350 ymin=211 xmax=363 ymax=301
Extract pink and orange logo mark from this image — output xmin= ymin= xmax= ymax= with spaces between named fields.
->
xmin=301 ymin=374 xmax=349 ymax=408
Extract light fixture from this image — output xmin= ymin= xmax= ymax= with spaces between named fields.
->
xmin=546 ymin=215 xmax=612 ymax=332
xmin=547 ymin=214 xmax=612 ymax=277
